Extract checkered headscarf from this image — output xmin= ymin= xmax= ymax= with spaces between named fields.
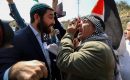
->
xmin=82 ymin=15 xmax=105 ymax=34
xmin=81 ymin=15 xmax=112 ymax=47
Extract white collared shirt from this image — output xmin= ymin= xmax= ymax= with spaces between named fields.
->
xmin=29 ymin=25 xmax=51 ymax=69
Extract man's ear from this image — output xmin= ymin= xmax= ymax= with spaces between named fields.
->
xmin=34 ymin=14 xmax=40 ymax=23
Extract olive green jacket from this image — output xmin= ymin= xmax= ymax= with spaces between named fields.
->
xmin=57 ymin=33 xmax=115 ymax=80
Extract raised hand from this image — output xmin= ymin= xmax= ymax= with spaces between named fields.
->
xmin=67 ymin=18 xmax=81 ymax=36
xmin=6 ymin=0 xmax=14 ymax=4
xmin=52 ymin=0 xmax=58 ymax=11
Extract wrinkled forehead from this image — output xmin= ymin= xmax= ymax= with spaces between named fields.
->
xmin=82 ymin=18 xmax=90 ymax=23
xmin=127 ymin=22 xmax=130 ymax=28
xmin=82 ymin=19 xmax=95 ymax=27
xmin=82 ymin=16 xmax=100 ymax=26
xmin=46 ymin=10 xmax=54 ymax=15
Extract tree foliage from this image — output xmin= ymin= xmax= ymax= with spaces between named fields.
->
xmin=116 ymin=1 xmax=130 ymax=30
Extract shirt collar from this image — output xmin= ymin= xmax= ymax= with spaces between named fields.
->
xmin=29 ymin=24 xmax=40 ymax=36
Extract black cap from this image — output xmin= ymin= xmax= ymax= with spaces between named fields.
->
xmin=30 ymin=3 xmax=52 ymax=14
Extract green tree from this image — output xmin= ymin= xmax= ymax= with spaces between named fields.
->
xmin=116 ymin=1 xmax=130 ymax=30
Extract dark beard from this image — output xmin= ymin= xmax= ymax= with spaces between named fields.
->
xmin=37 ymin=21 xmax=51 ymax=34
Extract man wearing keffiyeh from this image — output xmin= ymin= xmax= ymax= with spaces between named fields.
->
xmin=57 ymin=15 xmax=116 ymax=80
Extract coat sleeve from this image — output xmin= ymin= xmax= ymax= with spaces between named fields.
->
xmin=54 ymin=12 xmax=66 ymax=40
xmin=9 ymin=3 xmax=26 ymax=29
xmin=57 ymin=34 xmax=111 ymax=78
xmin=0 ymin=48 xmax=21 ymax=80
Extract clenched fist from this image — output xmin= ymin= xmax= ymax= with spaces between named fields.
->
xmin=9 ymin=60 xmax=48 ymax=80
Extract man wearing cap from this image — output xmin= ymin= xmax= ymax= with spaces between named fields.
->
xmin=57 ymin=15 xmax=115 ymax=80
xmin=0 ymin=2 xmax=61 ymax=80
xmin=6 ymin=0 xmax=65 ymax=40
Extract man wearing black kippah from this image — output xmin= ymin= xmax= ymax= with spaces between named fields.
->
xmin=0 ymin=0 xmax=61 ymax=80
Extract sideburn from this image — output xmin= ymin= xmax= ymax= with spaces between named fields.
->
xmin=37 ymin=19 xmax=50 ymax=34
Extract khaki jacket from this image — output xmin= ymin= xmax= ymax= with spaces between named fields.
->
xmin=57 ymin=33 xmax=115 ymax=80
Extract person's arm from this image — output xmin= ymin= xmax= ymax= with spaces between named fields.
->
xmin=54 ymin=13 xmax=66 ymax=40
xmin=52 ymin=0 xmax=66 ymax=40
xmin=7 ymin=0 xmax=26 ymax=29
xmin=57 ymin=34 xmax=109 ymax=78
xmin=0 ymin=48 xmax=19 ymax=80
xmin=52 ymin=0 xmax=58 ymax=11
xmin=2 ymin=60 xmax=48 ymax=80
xmin=8 ymin=60 xmax=48 ymax=80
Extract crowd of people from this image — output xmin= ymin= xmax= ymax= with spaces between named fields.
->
xmin=0 ymin=0 xmax=130 ymax=80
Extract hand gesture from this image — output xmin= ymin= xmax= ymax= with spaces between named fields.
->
xmin=6 ymin=0 xmax=14 ymax=4
xmin=47 ymin=43 xmax=59 ymax=55
xmin=73 ymin=38 xmax=80 ymax=48
xmin=52 ymin=0 xmax=58 ymax=11
xmin=9 ymin=60 xmax=48 ymax=80
xmin=67 ymin=18 xmax=81 ymax=36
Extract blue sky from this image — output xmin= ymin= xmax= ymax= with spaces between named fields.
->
xmin=0 ymin=0 xmax=130 ymax=22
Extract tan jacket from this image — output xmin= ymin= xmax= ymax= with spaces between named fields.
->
xmin=57 ymin=34 xmax=115 ymax=80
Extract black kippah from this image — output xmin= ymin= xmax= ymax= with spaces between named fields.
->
xmin=30 ymin=3 xmax=52 ymax=14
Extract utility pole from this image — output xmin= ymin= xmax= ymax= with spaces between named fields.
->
xmin=77 ymin=0 xmax=80 ymax=17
